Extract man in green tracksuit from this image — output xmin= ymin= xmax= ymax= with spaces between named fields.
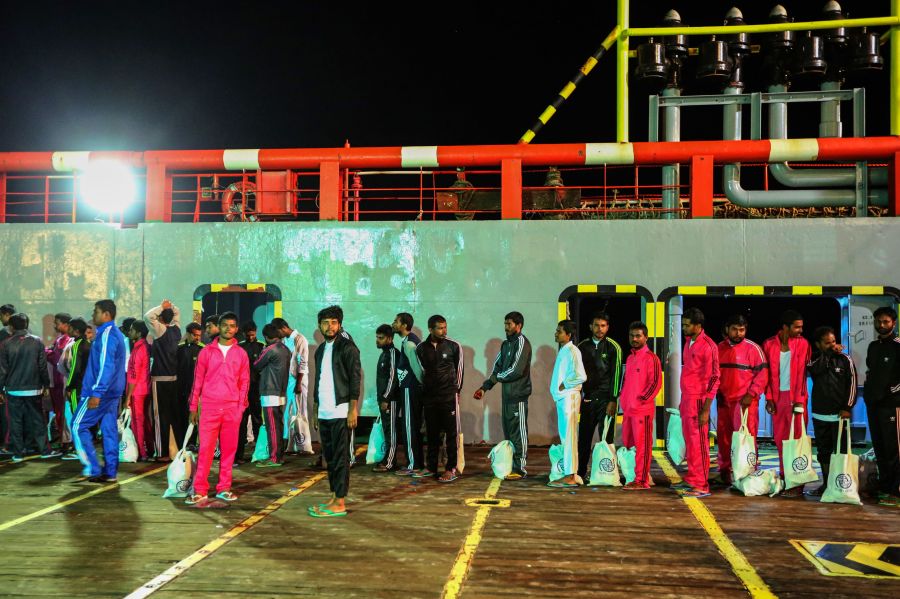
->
xmin=474 ymin=311 xmax=532 ymax=479
xmin=576 ymin=311 xmax=623 ymax=481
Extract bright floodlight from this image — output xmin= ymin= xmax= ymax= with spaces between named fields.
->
xmin=80 ymin=160 xmax=137 ymax=213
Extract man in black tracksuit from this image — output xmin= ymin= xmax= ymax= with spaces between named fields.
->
xmin=807 ymin=326 xmax=858 ymax=496
xmin=576 ymin=311 xmax=623 ymax=480
xmin=864 ymin=307 xmax=900 ymax=502
xmin=415 ymin=314 xmax=464 ymax=483
xmin=146 ymin=302 xmax=182 ymax=459
xmin=0 ymin=313 xmax=52 ymax=460
xmin=373 ymin=324 xmax=405 ymax=472
xmin=237 ymin=321 xmax=265 ymax=463
xmin=310 ymin=305 xmax=360 ymax=517
xmin=474 ymin=311 xmax=532 ymax=479
xmin=392 ymin=312 xmax=424 ymax=475
xmin=253 ymin=324 xmax=291 ymax=466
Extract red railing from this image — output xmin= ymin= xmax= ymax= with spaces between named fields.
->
xmin=0 ymin=162 xmax=888 ymax=223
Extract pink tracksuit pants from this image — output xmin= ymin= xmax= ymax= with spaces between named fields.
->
xmin=622 ymin=413 xmax=654 ymax=487
xmin=680 ymin=395 xmax=710 ymax=493
xmin=193 ymin=403 xmax=242 ymax=496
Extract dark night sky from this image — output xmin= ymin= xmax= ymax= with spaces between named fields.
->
xmin=0 ymin=1 xmax=892 ymax=152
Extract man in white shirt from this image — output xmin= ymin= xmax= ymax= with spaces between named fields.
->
xmin=272 ymin=318 xmax=312 ymax=454
xmin=549 ymin=319 xmax=587 ymax=488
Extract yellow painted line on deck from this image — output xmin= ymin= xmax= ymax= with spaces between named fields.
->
xmin=127 ymin=446 xmax=366 ymax=598
xmin=441 ymin=477 xmax=503 ymax=599
xmin=126 ymin=470 xmax=327 ymax=599
xmin=653 ymin=451 xmax=776 ymax=598
xmin=0 ymin=464 xmax=168 ymax=532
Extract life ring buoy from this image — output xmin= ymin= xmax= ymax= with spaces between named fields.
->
xmin=221 ymin=181 xmax=257 ymax=222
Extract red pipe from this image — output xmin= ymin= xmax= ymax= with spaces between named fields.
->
xmin=0 ymin=137 xmax=897 ymax=173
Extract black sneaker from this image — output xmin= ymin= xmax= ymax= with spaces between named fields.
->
xmin=41 ymin=450 xmax=63 ymax=459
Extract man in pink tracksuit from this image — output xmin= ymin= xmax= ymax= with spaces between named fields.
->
xmin=125 ymin=321 xmax=153 ymax=461
xmin=715 ymin=314 xmax=768 ymax=485
xmin=762 ymin=309 xmax=811 ymax=496
xmin=678 ymin=308 xmax=720 ymax=497
xmin=186 ymin=312 xmax=249 ymax=506
xmin=620 ymin=321 xmax=662 ymax=490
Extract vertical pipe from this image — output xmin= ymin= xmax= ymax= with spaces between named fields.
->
xmin=617 ymin=0 xmax=630 ymax=142
xmin=666 ymin=295 xmax=683 ymax=411
xmin=0 ymin=173 xmax=8 ymax=224
xmin=820 ymin=81 xmax=842 ymax=138
xmin=894 ymin=0 xmax=900 ymax=135
xmin=44 ymin=177 xmax=50 ymax=223
xmin=661 ymin=87 xmax=680 ymax=219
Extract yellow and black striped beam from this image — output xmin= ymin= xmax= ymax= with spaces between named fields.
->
xmin=518 ymin=26 xmax=619 ymax=145
xmin=191 ymin=283 xmax=284 ymax=322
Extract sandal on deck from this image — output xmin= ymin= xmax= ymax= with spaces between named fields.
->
xmin=309 ymin=507 xmax=347 ymax=518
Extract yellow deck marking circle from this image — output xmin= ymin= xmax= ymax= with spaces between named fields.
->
xmin=0 ymin=464 xmax=167 ymax=533
xmin=442 ymin=477 xmax=503 ymax=599
xmin=653 ymin=451 xmax=776 ymax=598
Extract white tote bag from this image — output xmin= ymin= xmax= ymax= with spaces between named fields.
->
xmin=589 ymin=417 xmax=622 ymax=487
xmin=488 ymin=440 xmax=514 ymax=479
xmin=782 ymin=412 xmax=819 ymax=490
xmin=732 ymin=468 xmax=782 ymax=497
xmin=730 ymin=408 xmax=758 ymax=481
xmin=821 ymin=418 xmax=862 ymax=505
xmin=163 ymin=424 xmax=197 ymax=498
xmin=287 ymin=394 xmax=314 ymax=454
xmin=117 ymin=408 xmax=138 ymax=463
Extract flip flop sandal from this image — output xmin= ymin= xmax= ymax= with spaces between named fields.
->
xmin=309 ymin=507 xmax=347 ymax=518
xmin=547 ymin=481 xmax=578 ymax=488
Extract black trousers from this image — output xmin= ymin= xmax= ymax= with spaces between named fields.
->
xmin=812 ymin=418 xmax=842 ymax=483
xmin=1 ymin=400 xmax=9 ymax=449
xmin=424 ymin=395 xmax=458 ymax=473
xmin=878 ymin=404 xmax=900 ymax=496
xmin=865 ymin=399 xmax=888 ymax=491
xmin=7 ymin=396 xmax=47 ymax=456
xmin=577 ymin=397 xmax=615 ymax=478
xmin=152 ymin=378 xmax=183 ymax=457
xmin=320 ymin=418 xmax=350 ymax=498
xmin=502 ymin=399 xmax=529 ymax=474
xmin=380 ymin=399 xmax=407 ymax=469
xmin=401 ymin=386 xmax=425 ymax=470
xmin=237 ymin=388 xmax=263 ymax=460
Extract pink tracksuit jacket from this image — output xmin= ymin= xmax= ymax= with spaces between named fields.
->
xmin=620 ymin=345 xmax=662 ymax=416
xmin=126 ymin=338 xmax=150 ymax=397
xmin=190 ymin=338 xmax=250 ymax=411
xmin=762 ymin=334 xmax=811 ymax=405
xmin=680 ymin=331 xmax=721 ymax=406
xmin=717 ymin=338 xmax=767 ymax=402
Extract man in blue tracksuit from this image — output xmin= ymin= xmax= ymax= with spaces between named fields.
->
xmin=72 ymin=299 xmax=127 ymax=483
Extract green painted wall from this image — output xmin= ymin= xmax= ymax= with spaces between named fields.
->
xmin=1 ymin=219 xmax=897 ymax=443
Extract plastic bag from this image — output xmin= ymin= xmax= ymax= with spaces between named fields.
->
xmin=366 ymin=416 xmax=387 ymax=464
xmin=489 ymin=440 xmax=514 ymax=479
xmin=732 ymin=468 xmax=783 ymax=496
xmin=163 ymin=424 xmax=197 ymax=498
xmin=731 ymin=407 xmax=758 ymax=481
xmin=117 ymin=408 xmax=138 ymax=463
xmin=589 ymin=417 xmax=622 ymax=486
xmin=252 ymin=424 xmax=270 ymax=463
xmin=666 ymin=408 xmax=685 ymax=466
xmin=457 ymin=432 xmax=466 ymax=473
xmin=616 ymin=446 xmax=636 ymax=484
xmin=821 ymin=418 xmax=862 ymax=505
xmin=548 ymin=444 xmax=566 ymax=482
xmin=782 ymin=412 xmax=819 ymax=490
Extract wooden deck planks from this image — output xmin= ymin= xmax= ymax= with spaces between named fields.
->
xmin=1 ymin=446 xmax=899 ymax=598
